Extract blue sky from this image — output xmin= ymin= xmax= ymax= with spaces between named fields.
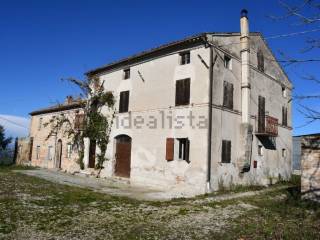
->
xmin=0 ymin=0 xmax=319 ymax=136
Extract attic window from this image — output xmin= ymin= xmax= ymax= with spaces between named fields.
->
xmin=123 ymin=68 xmax=130 ymax=80
xmin=257 ymin=49 xmax=264 ymax=72
xmin=180 ymin=51 xmax=190 ymax=65
xmin=282 ymin=86 xmax=287 ymax=98
xmin=224 ymin=55 xmax=232 ymax=70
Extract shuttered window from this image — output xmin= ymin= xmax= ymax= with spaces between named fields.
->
xmin=175 ymin=78 xmax=190 ymax=106
xmin=178 ymin=138 xmax=190 ymax=163
xmin=180 ymin=51 xmax=190 ymax=65
xmin=123 ymin=69 xmax=130 ymax=79
xmin=74 ymin=114 xmax=85 ymax=130
xmin=166 ymin=138 xmax=174 ymax=161
xmin=221 ymin=140 xmax=231 ymax=163
xmin=282 ymin=106 xmax=288 ymax=126
xmin=258 ymin=96 xmax=265 ymax=133
xmin=257 ymin=49 xmax=264 ymax=72
xmin=119 ymin=91 xmax=130 ymax=113
xmin=223 ymin=81 xmax=234 ymax=109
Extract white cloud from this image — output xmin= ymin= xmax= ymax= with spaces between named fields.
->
xmin=0 ymin=114 xmax=30 ymax=138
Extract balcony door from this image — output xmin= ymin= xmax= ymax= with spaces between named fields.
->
xmin=258 ymin=96 xmax=265 ymax=133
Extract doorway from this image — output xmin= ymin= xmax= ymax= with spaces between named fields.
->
xmin=114 ymin=135 xmax=132 ymax=178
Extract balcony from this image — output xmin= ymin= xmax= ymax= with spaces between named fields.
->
xmin=255 ymin=115 xmax=278 ymax=137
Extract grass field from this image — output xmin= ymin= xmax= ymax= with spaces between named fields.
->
xmin=0 ymin=166 xmax=319 ymax=240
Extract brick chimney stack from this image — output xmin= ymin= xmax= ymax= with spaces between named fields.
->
xmin=65 ymin=96 xmax=73 ymax=105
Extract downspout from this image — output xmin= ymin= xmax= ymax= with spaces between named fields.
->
xmin=206 ymin=44 xmax=217 ymax=192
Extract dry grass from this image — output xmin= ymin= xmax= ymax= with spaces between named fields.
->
xmin=0 ymin=166 xmax=319 ymax=240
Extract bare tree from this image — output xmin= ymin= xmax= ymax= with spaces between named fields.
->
xmin=270 ymin=0 xmax=320 ymax=125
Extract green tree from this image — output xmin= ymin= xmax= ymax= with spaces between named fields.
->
xmin=0 ymin=125 xmax=12 ymax=150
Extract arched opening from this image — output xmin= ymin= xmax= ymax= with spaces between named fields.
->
xmin=114 ymin=135 xmax=132 ymax=178
xmin=56 ymin=139 xmax=62 ymax=169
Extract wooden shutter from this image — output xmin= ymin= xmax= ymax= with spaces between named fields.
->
xmin=185 ymin=139 xmax=190 ymax=163
xmin=223 ymin=81 xmax=233 ymax=109
xmin=257 ymin=50 xmax=264 ymax=72
xmin=75 ymin=114 xmax=85 ymax=130
xmin=258 ymin=96 xmax=265 ymax=133
xmin=175 ymin=79 xmax=190 ymax=106
xmin=184 ymin=78 xmax=190 ymax=105
xmin=166 ymin=138 xmax=174 ymax=161
xmin=119 ymin=91 xmax=129 ymax=113
xmin=221 ymin=140 xmax=231 ymax=163
xmin=282 ymin=107 xmax=287 ymax=126
xmin=229 ymin=83 xmax=234 ymax=109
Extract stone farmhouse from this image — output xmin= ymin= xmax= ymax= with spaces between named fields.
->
xmin=21 ymin=10 xmax=292 ymax=197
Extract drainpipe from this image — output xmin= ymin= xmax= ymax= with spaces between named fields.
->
xmin=206 ymin=46 xmax=214 ymax=192
xmin=240 ymin=9 xmax=253 ymax=172
xmin=206 ymin=43 xmax=218 ymax=192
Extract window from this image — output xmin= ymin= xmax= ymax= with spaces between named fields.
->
xmin=282 ymin=148 xmax=286 ymax=158
xmin=223 ymin=81 xmax=234 ymax=109
xmin=175 ymin=78 xmax=190 ymax=106
xmin=165 ymin=137 xmax=190 ymax=163
xmin=75 ymin=114 xmax=85 ymax=130
xmin=67 ymin=143 xmax=72 ymax=158
xmin=224 ymin=55 xmax=232 ymax=70
xmin=36 ymin=146 xmax=40 ymax=160
xmin=177 ymin=138 xmax=190 ymax=162
xmin=221 ymin=140 xmax=231 ymax=163
xmin=180 ymin=51 xmax=190 ymax=65
xmin=282 ymin=106 xmax=288 ymax=126
xmin=119 ymin=91 xmax=130 ymax=113
xmin=47 ymin=146 xmax=53 ymax=160
xmin=258 ymin=96 xmax=266 ymax=133
xmin=258 ymin=145 xmax=263 ymax=156
xmin=38 ymin=118 xmax=43 ymax=130
xmin=282 ymin=86 xmax=287 ymax=98
xmin=123 ymin=68 xmax=130 ymax=80
xmin=257 ymin=49 xmax=264 ymax=72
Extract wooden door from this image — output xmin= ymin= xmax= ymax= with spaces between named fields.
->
xmin=115 ymin=135 xmax=131 ymax=178
xmin=258 ymin=96 xmax=265 ymax=133
xmin=88 ymin=140 xmax=96 ymax=168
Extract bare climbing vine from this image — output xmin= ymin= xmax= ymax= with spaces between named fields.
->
xmin=44 ymin=77 xmax=115 ymax=176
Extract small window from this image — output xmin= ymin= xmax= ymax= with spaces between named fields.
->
xmin=282 ymin=106 xmax=288 ymax=126
xmin=282 ymin=148 xmax=286 ymax=158
xmin=282 ymin=86 xmax=287 ymax=98
xmin=258 ymin=145 xmax=263 ymax=156
xmin=36 ymin=146 xmax=40 ymax=160
xmin=38 ymin=118 xmax=43 ymax=130
xmin=177 ymin=138 xmax=190 ymax=162
xmin=223 ymin=81 xmax=234 ymax=109
xmin=221 ymin=140 xmax=231 ymax=163
xmin=123 ymin=68 xmax=130 ymax=80
xmin=119 ymin=91 xmax=130 ymax=113
xmin=224 ymin=55 xmax=232 ymax=70
xmin=175 ymin=78 xmax=190 ymax=106
xmin=165 ymin=137 xmax=190 ymax=163
xmin=257 ymin=49 xmax=264 ymax=72
xmin=75 ymin=114 xmax=85 ymax=130
xmin=180 ymin=51 xmax=190 ymax=65
xmin=47 ymin=146 xmax=53 ymax=160
xmin=67 ymin=143 xmax=72 ymax=158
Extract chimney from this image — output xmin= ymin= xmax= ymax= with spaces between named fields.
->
xmin=240 ymin=9 xmax=250 ymax=124
xmin=65 ymin=96 xmax=73 ymax=104
xmin=239 ymin=9 xmax=253 ymax=173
